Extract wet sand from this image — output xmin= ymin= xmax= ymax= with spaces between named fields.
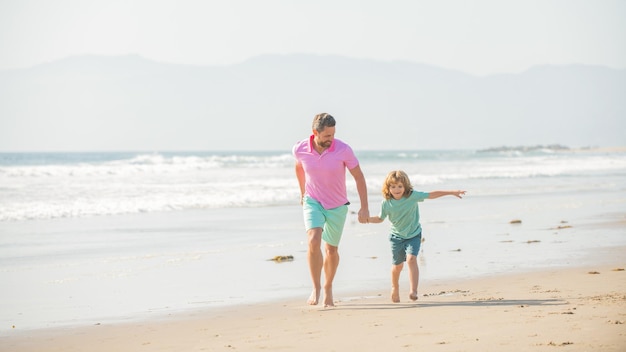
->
xmin=2 ymin=252 xmax=624 ymax=352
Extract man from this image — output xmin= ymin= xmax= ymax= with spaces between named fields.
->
xmin=292 ymin=112 xmax=369 ymax=307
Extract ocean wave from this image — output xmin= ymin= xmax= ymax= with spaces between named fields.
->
xmin=120 ymin=153 xmax=294 ymax=167
xmin=364 ymin=154 xmax=626 ymax=183
xmin=0 ymin=153 xmax=294 ymax=178
xmin=1 ymin=150 xmax=625 ymax=222
xmin=0 ymin=178 xmax=300 ymax=221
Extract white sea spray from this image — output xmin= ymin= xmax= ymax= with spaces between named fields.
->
xmin=0 ymin=149 xmax=624 ymax=221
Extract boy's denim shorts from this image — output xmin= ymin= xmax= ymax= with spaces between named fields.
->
xmin=389 ymin=232 xmax=422 ymax=265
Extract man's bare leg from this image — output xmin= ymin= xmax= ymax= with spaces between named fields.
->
xmin=323 ymin=243 xmax=340 ymax=307
xmin=391 ymin=263 xmax=403 ymax=302
xmin=307 ymin=228 xmax=323 ymax=305
xmin=407 ymin=255 xmax=419 ymax=301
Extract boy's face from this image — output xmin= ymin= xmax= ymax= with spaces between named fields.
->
xmin=389 ymin=182 xmax=405 ymax=200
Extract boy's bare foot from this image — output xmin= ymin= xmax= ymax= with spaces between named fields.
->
xmin=409 ymin=292 xmax=419 ymax=301
xmin=323 ymin=287 xmax=335 ymax=307
xmin=391 ymin=287 xmax=400 ymax=303
xmin=307 ymin=289 xmax=321 ymax=305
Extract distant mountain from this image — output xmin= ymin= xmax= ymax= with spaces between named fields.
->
xmin=1 ymin=54 xmax=624 ymax=151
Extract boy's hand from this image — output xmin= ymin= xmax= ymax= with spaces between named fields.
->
xmin=454 ymin=190 xmax=466 ymax=198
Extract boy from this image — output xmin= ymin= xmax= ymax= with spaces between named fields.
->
xmin=367 ymin=170 xmax=465 ymax=302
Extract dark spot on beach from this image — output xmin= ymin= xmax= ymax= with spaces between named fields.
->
xmin=547 ymin=341 xmax=574 ymax=346
xmin=269 ymin=255 xmax=294 ymax=262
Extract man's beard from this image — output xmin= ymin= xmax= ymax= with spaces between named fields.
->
xmin=319 ymin=140 xmax=332 ymax=148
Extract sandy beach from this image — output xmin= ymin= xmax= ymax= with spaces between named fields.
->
xmin=3 ymin=247 xmax=624 ymax=352
xmin=1 ymin=149 xmax=625 ymax=351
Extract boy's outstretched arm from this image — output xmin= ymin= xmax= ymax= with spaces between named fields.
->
xmin=427 ymin=190 xmax=466 ymax=199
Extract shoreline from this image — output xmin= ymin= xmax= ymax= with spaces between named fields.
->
xmin=2 ymin=253 xmax=625 ymax=352
xmin=1 ymin=205 xmax=625 ymax=333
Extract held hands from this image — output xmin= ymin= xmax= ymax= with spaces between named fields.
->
xmin=357 ymin=208 xmax=370 ymax=224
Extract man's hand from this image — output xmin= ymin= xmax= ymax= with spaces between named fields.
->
xmin=357 ymin=208 xmax=370 ymax=224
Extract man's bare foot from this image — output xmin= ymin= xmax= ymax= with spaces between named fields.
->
xmin=409 ymin=292 xmax=419 ymax=301
xmin=307 ymin=289 xmax=321 ymax=305
xmin=323 ymin=287 xmax=335 ymax=307
xmin=391 ymin=287 xmax=400 ymax=303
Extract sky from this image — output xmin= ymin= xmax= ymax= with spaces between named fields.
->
xmin=1 ymin=0 xmax=625 ymax=76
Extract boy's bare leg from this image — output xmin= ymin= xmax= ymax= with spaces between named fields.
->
xmin=307 ymin=228 xmax=323 ymax=305
xmin=323 ymin=243 xmax=340 ymax=307
xmin=391 ymin=263 xmax=403 ymax=303
xmin=407 ymin=255 xmax=419 ymax=301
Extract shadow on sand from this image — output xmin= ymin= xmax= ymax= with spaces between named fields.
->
xmin=328 ymin=298 xmax=566 ymax=311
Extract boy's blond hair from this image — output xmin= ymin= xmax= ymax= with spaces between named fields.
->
xmin=382 ymin=170 xmax=413 ymax=200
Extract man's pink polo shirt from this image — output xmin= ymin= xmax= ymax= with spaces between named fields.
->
xmin=292 ymin=135 xmax=360 ymax=209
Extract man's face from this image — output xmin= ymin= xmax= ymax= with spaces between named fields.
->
xmin=314 ymin=126 xmax=335 ymax=149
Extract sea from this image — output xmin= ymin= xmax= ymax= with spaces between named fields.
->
xmin=1 ymin=148 xmax=625 ymax=330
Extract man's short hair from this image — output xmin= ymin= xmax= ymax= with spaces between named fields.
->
xmin=312 ymin=113 xmax=336 ymax=132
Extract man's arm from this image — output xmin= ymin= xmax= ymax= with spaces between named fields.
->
xmin=295 ymin=162 xmax=306 ymax=203
xmin=349 ymin=165 xmax=369 ymax=223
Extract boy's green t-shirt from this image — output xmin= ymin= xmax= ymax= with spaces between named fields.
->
xmin=379 ymin=190 xmax=429 ymax=239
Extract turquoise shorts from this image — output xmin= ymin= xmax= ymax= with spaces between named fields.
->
xmin=302 ymin=196 xmax=349 ymax=247
xmin=389 ymin=233 xmax=422 ymax=265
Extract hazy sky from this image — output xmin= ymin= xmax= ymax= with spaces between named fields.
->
xmin=1 ymin=0 xmax=625 ymax=75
